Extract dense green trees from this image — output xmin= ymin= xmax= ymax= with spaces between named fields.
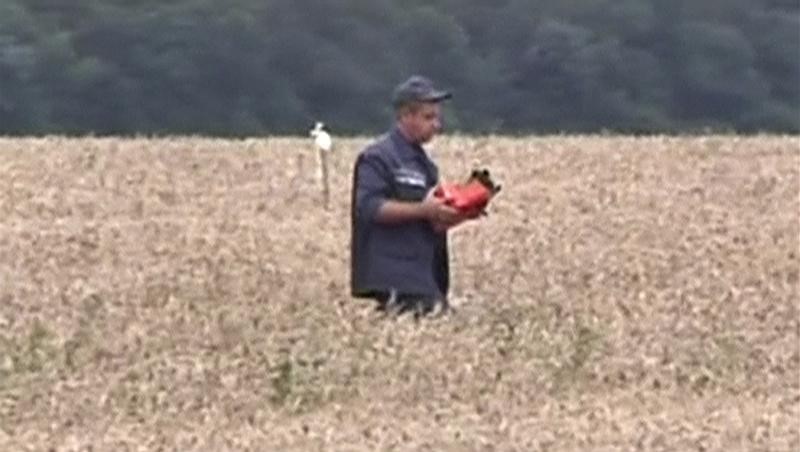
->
xmin=0 ymin=0 xmax=797 ymax=135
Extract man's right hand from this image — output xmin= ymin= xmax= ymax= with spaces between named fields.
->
xmin=373 ymin=187 xmax=468 ymax=227
xmin=421 ymin=187 xmax=464 ymax=229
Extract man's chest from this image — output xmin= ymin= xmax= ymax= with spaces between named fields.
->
xmin=389 ymin=157 xmax=438 ymax=202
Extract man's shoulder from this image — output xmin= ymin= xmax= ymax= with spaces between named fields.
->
xmin=359 ymin=132 xmax=396 ymax=160
xmin=363 ymin=132 xmax=393 ymax=152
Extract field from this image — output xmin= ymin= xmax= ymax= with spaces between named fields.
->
xmin=0 ymin=135 xmax=798 ymax=451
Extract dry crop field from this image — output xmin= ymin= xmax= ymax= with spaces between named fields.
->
xmin=0 ymin=135 xmax=798 ymax=451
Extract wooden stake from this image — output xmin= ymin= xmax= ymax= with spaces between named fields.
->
xmin=318 ymin=147 xmax=330 ymax=209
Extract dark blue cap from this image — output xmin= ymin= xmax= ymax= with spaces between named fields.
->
xmin=391 ymin=75 xmax=452 ymax=108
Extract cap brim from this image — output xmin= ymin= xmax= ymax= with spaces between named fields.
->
xmin=391 ymin=90 xmax=453 ymax=108
xmin=422 ymin=91 xmax=452 ymax=102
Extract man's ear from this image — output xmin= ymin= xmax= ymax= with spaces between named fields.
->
xmin=395 ymin=109 xmax=407 ymax=125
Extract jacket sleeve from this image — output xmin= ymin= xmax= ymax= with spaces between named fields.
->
xmin=354 ymin=151 xmax=391 ymax=223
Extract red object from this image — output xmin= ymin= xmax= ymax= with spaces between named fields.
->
xmin=434 ymin=180 xmax=493 ymax=214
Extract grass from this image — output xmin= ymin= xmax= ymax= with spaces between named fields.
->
xmin=0 ymin=134 xmax=797 ymax=451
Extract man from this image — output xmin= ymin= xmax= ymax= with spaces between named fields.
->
xmin=350 ymin=75 xmax=476 ymax=317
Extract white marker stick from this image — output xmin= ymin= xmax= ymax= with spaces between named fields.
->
xmin=318 ymin=146 xmax=330 ymax=209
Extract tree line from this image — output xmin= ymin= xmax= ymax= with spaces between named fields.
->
xmin=1 ymin=0 xmax=798 ymax=135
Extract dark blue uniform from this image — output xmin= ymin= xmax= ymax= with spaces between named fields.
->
xmin=350 ymin=126 xmax=449 ymax=303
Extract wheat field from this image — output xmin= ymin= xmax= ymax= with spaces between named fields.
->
xmin=0 ymin=135 xmax=798 ymax=451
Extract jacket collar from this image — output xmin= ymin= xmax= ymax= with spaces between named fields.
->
xmin=390 ymin=125 xmax=426 ymax=158
xmin=389 ymin=125 xmax=438 ymax=182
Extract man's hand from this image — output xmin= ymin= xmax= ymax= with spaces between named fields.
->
xmin=373 ymin=187 xmax=478 ymax=230
xmin=423 ymin=187 xmax=479 ymax=232
xmin=374 ymin=188 xmax=460 ymax=226
xmin=421 ymin=188 xmax=460 ymax=224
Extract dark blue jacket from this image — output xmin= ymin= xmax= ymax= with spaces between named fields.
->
xmin=350 ymin=126 xmax=449 ymax=299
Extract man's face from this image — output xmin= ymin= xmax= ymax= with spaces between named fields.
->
xmin=399 ymin=102 xmax=442 ymax=144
